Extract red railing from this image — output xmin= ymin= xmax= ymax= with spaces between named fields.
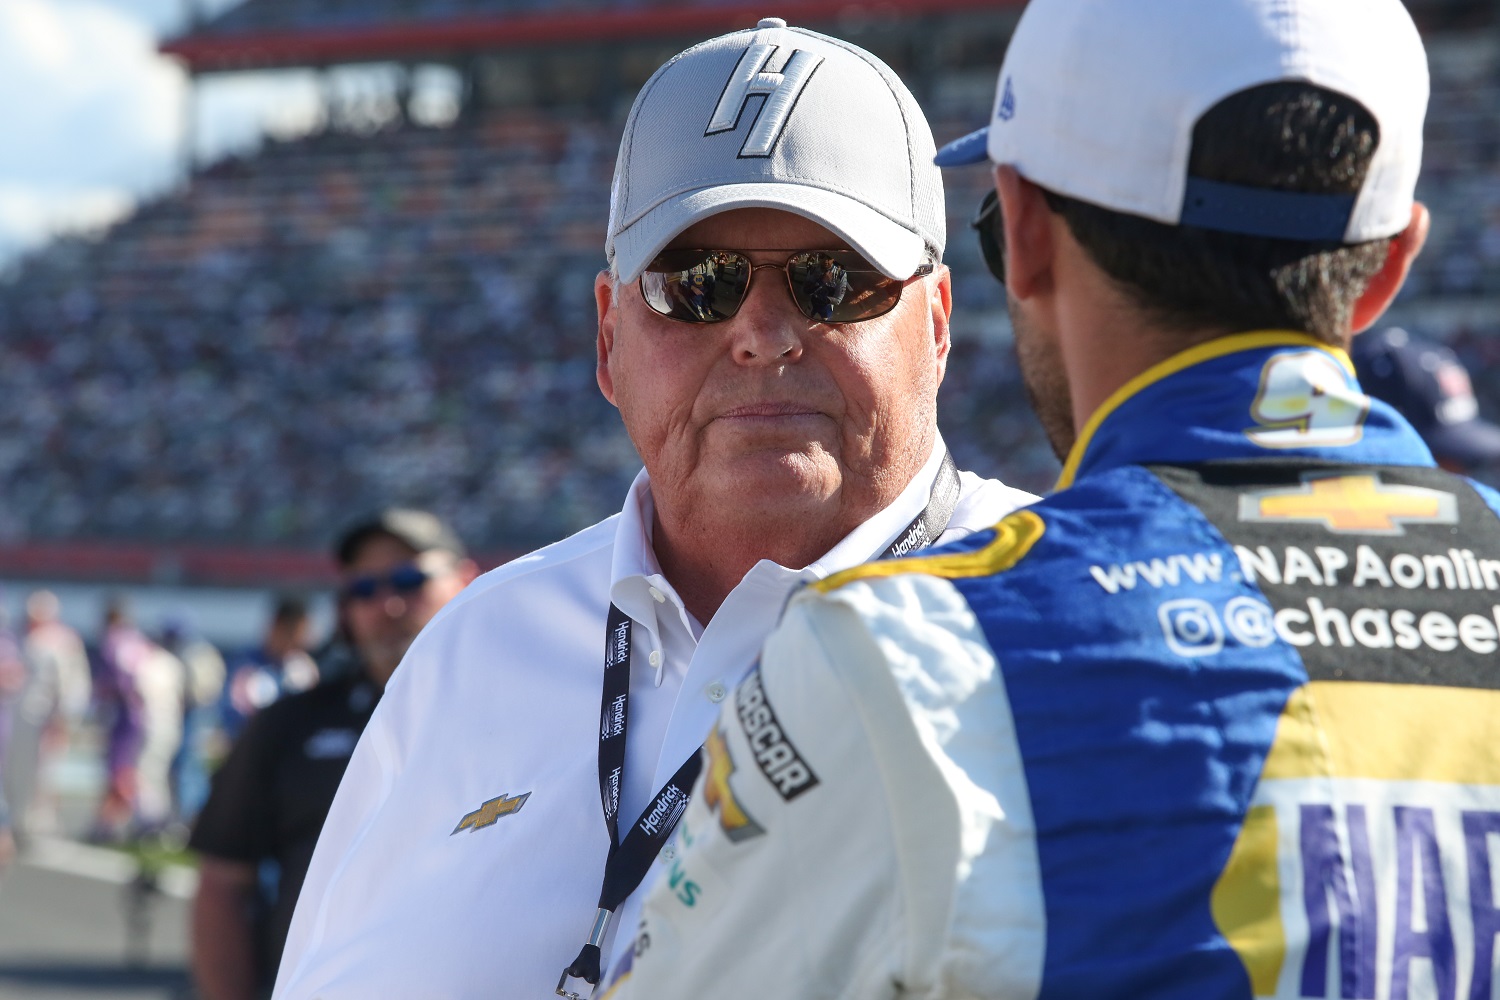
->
xmin=162 ymin=0 xmax=1025 ymax=73
xmin=0 ymin=540 xmax=520 ymax=587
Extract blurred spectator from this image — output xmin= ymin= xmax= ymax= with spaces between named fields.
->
xmin=220 ymin=596 xmax=318 ymax=741
xmin=91 ymin=600 xmax=152 ymax=843
xmin=1352 ymin=326 xmax=1500 ymax=474
xmin=190 ymin=508 xmax=477 ymax=1000
xmin=306 ymin=597 xmax=360 ymax=687
xmin=0 ymin=608 xmax=23 ymax=868
xmin=160 ymin=617 xmax=227 ymax=825
xmin=0 ymin=112 xmax=635 ymax=551
xmin=2 ymin=590 xmax=90 ymax=842
xmin=134 ymin=640 xmax=187 ymax=834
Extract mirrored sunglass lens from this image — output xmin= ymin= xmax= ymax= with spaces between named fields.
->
xmin=789 ymin=252 xmax=902 ymax=322
xmin=640 ymin=251 xmax=750 ymax=322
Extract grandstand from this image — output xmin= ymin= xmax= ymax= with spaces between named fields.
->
xmin=0 ymin=0 xmax=1496 ymax=583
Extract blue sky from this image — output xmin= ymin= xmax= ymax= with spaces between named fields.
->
xmin=0 ymin=0 xmax=320 ymax=263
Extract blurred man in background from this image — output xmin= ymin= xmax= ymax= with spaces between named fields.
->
xmin=0 ymin=607 xmax=23 ymax=869
xmin=190 ymin=509 xmax=476 ymax=1000
xmin=132 ymin=638 xmax=186 ymax=835
xmin=219 ymin=596 xmax=317 ymax=742
xmin=1352 ymin=325 xmax=1500 ymax=475
xmin=1 ymin=591 xmax=89 ymax=844
xmin=160 ymin=617 xmax=227 ymax=827
xmin=90 ymin=600 xmax=151 ymax=843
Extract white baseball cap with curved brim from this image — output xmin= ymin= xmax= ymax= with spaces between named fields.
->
xmin=936 ymin=0 xmax=1429 ymax=244
xmin=606 ymin=17 xmax=945 ymax=283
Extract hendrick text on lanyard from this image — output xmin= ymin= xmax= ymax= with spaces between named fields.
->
xmin=556 ymin=452 xmax=962 ymax=998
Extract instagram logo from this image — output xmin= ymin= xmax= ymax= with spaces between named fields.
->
xmin=1223 ymin=597 xmax=1276 ymax=648
xmin=1158 ymin=599 xmax=1225 ymax=658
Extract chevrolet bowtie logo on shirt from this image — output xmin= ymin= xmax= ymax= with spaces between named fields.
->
xmin=451 ymin=792 xmax=531 ymax=835
xmin=1239 ymin=474 xmax=1458 ymax=535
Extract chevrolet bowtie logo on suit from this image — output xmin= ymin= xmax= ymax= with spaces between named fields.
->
xmin=702 ymin=726 xmax=764 ymax=843
xmin=1240 ymin=475 xmax=1459 ymax=535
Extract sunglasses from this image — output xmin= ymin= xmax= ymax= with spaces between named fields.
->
xmin=971 ymin=190 xmax=1007 ymax=286
xmin=342 ymin=563 xmax=431 ymax=602
xmin=639 ymin=249 xmax=933 ymax=325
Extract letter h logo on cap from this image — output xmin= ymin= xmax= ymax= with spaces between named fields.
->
xmin=706 ymin=43 xmax=823 ymax=158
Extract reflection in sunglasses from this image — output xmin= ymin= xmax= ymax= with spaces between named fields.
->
xmin=640 ymin=249 xmax=930 ymax=326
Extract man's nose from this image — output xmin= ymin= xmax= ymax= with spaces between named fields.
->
xmin=727 ymin=268 xmax=806 ymax=365
xmin=381 ymin=594 xmax=408 ymax=618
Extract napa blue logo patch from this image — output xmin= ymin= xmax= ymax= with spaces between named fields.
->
xmin=997 ymin=77 xmax=1017 ymax=121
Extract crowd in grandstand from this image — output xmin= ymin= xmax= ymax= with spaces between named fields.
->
xmin=0 ymin=36 xmax=1495 ymax=552
xmin=0 ymin=114 xmax=635 ymax=550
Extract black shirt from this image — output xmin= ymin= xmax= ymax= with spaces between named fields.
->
xmin=190 ymin=674 xmax=379 ymax=990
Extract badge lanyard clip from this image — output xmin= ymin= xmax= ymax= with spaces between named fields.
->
xmin=555 ymin=908 xmax=612 ymax=998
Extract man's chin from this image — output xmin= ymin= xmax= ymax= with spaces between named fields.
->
xmin=360 ymin=638 xmax=415 ymax=684
xmin=702 ymin=448 xmax=840 ymax=506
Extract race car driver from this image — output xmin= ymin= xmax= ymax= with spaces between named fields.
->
xmin=601 ymin=1 xmax=1500 ymax=998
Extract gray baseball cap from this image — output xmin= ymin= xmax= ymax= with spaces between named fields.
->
xmin=606 ymin=17 xmax=945 ymax=283
xmin=335 ymin=508 xmax=466 ymax=567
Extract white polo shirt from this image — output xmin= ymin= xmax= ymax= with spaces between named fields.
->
xmin=273 ymin=437 xmax=1035 ymax=1000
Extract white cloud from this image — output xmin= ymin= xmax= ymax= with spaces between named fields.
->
xmin=195 ymin=69 xmax=324 ymax=160
xmin=73 ymin=0 xmax=183 ymax=35
xmin=0 ymin=1 xmax=456 ymax=263
xmin=77 ymin=0 xmax=243 ymax=38
xmin=0 ymin=0 xmax=186 ymax=258
xmin=0 ymin=185 xmax=133 ymax=263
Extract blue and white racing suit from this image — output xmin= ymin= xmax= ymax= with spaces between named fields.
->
xmin=602 ymin=331 xmax=1500 ymax=1000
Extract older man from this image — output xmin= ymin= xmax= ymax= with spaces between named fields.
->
xmin=605 ymin=2 xmax=1500 ymax=999
xmin=272 ymin=18 xmax=1033 ymax=1000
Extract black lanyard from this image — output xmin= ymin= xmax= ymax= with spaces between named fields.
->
xmin=556 ymin=451 xmax=961 ymax=997
xmin=878 ymin=450 xmax=960 ymax=560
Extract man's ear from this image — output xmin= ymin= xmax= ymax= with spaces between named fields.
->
xmin=928 ymin=264 xmax=953 ymax=384
xmin=995 ymin=165 xmax=1057 ymax=302
xmin=595 ymin=270 xmax=619 ymax=406
xmin=1351 ymin=202 xmax=1430 ymax=334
